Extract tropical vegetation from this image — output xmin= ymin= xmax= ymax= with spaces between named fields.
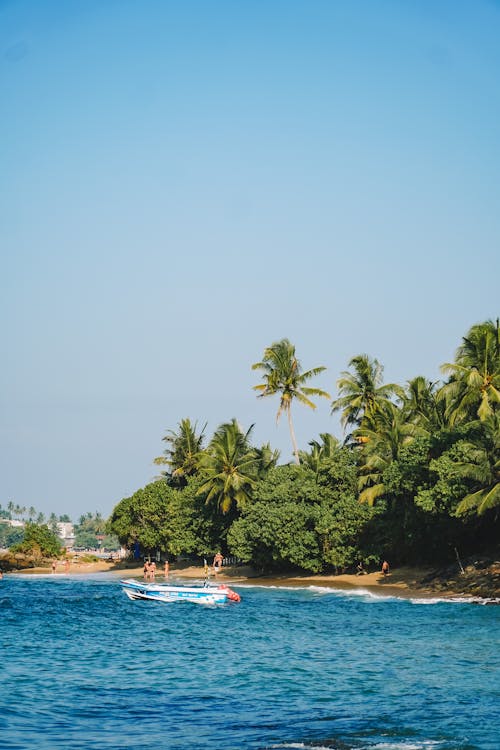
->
xmin=4 ymin=322 xmax=499 ymax=574
xmin=104 ymin=321 xmax=500 ymax=573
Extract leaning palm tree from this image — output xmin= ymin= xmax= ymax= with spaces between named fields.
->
xmin=197 ymin=419 xmax=259 ymax=514
xmin=331 ymin=354 xmax=404 ymax=433
xmin=439 ymin=319 xmax=500 ymax=424
xmin=252 ymin=339 xmax=330 ymax=464
xmin=154 ymin=418 xmax=206 ymax=483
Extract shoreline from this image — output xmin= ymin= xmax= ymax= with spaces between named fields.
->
xmin=11 ymin=561 xmax=492 ymax=601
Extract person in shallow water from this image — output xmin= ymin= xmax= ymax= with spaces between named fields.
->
xmin=382 ymin=560 xmax=390 ymax=576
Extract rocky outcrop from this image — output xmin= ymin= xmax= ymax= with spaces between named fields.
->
xmin=417 ymin=557 xmax=500 ymax=600
xmin=0 ymin=551 xmax=43 ymax=571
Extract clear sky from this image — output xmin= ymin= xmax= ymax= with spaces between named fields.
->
xmin=1 ymin=0 xmax=499 ymax=520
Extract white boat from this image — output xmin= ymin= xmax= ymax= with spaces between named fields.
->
xmin=120 ymin=578 xmax=241 ymax=604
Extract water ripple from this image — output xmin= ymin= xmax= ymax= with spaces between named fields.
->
xmin=0 ymin=575 xmax=498 ymax=749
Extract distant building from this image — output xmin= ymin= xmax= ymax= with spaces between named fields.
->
xmin=0 ymin=519 xmax=25 ymax=528
xmin=56 ymin=522 xmax=75 ymax=550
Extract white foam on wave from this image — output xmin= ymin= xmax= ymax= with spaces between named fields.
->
xmin=271 ymin=740 xmax=443 ymax=750
xmin=364 ymin=742 xmax=442 ymax=750
xmin=225 ymin=582 xmax=498 ymax=605
xmin=239 ymin=583 xmax=395 ymax=600
xmin=410 ymin=595 xmax=500 ymax=605
xmin=308 ymin=585 xmax=396 ymax=601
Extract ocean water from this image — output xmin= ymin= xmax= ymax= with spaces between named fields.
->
xmin=0 ymin=574 xmax=499 ymax=750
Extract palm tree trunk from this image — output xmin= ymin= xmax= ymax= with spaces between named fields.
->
xmin=287 ymin=406 xmax=300 ymax=464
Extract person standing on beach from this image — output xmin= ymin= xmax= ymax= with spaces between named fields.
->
xmin=382 ymin=560 xmax=390 ymax=576
xmin=51 ymin=559 xmax=57 ymax=574
xmin=143 ymin=560 xmax=149 ymax=580
xmin=213 ymin=552 xmax=223 ymax=573
xmin=64 ymin=558 xmax=70 ymax=574
xmin=164 ymin=560 xmax=169 ymax=578
xmin=150 ymin=561 xmax=156 ymax=580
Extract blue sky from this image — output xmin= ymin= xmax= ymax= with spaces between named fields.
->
xmin=1 ymin=0 xmax=499 ymax=520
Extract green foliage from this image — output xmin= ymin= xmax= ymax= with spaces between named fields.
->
xmin=253 ymin=338 xmax=330 ymax=463
xmin=413 ymin=441 xmax=472 ymax=515
xmin=440 ymin=319 xmax=500 ymax=425
xmin=331 ymin=354 xmax=404 ymax=431
xmin=105 ymin=320 xmax=499 ymax=572
xmin=74 ymin=512 xmax=106 ymax=549
xmin=0 ymin=524 xmax=24 ymax=548
xmin=228 ymin=463 xmax=373 ymax=572
xmin=108 ymin=479 xmax=203 ymax=556
xmin=197 ymin=419 xmax=259 ymax=514
xmin=10 ymin=523 xmax=62 ymax=559
xmin=154 ymin=418 xmax=206 ymax=485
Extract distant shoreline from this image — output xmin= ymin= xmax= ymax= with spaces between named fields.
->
xmin=12 ymin=560 xmax=499 ymax=601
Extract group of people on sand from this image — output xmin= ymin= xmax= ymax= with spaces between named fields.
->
xmin=143 ymin=560 xmax=157 ymax=580
xmin=355 ymin=560 xmax=390 ymax=576
xmin=51 ymin=558 xmax=70 ymax=574
xmin=143 ymin=560 xmax=170 ymax=581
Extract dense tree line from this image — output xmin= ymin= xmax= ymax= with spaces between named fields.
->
xmin=105 ymin=320 xmax=498 ymax=571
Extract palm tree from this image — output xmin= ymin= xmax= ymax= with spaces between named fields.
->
xmin=331 ymin=354 xmax=404 ymax=433
xmin=197 ymin=419 xmax=259 ymax=513
xmin=154 ymin=418 xmax=206 ymax=484
xmin=300 ymin=433 xmax=339 ymax=476
xmin=254 ymin=442 xmax=280 ymax=478
xmin=439 ymin=319 xmax=500 ymax=424
xmin=252 ymin=338 xmax=330 ymax=464
xmin=403 ymin=376 xmax=448 ymax=435
xmin=48 ymin=512 xmax=58 ymax=533
xmin=356 ymin=402 xmax=416 ymax=505
xmin=454 ymin=414 xmax=500 ymax=516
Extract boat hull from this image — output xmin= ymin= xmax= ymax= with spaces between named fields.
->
xmin=120 ymin=578 xmax=236 ymax=604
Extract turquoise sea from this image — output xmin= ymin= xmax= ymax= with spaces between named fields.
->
xmin=0 ymin=574 xmax=499 ymax=750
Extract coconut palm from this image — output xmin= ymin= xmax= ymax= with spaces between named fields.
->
xmin=356 ymin=402 xmax=416 ymax=505
xmin=403 ymin=376 xmax=448 ymax=435
xmin=154 ymin=418 xmax=206 ymax=484
xmin=252 ymin=338 xmax=330 ymax=464
xmin=331 ymin=354 xmax=404 ymax=433
xmin=254 ymin=442 xmax=281 ymax=478
xmin=300 ymin=433 xmax=339 ymax=475
xmin=439 ymin=319 xmax=500 ymax=424
xmin=197 ymin=419 xmax=259 ymax=514
xmin=454 ymin=414 xmax=500 ymax=516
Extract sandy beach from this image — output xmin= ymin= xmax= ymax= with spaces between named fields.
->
xmin=14 ymin=559 xmax=448 ymax=599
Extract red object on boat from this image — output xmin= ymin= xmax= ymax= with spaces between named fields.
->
xmin=217 ymin=584 xmax=241 ymax=602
